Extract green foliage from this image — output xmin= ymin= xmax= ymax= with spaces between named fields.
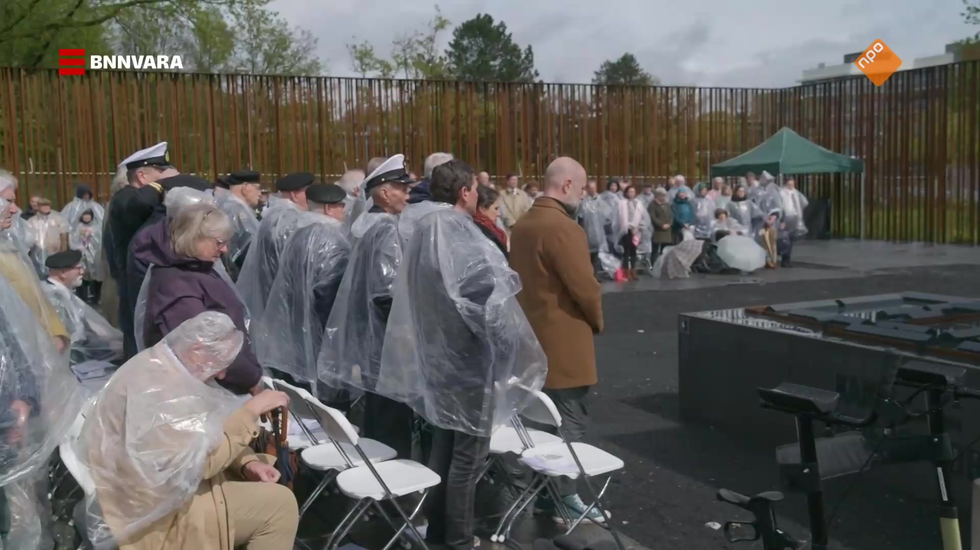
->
xmin=347 ymin=40 xmax=391 ymax=77
xmin=0 ymin=0 xmax=324 ymax=75
xmin=592 ymin=53 xmax=659 ymax=86
xmin=349 ymin=5 xmax=450 ymax=79
xmin=961 ymin=0 xmax=980 ymax=44
xmin=445 ymin=14 xmax=538 ymax=82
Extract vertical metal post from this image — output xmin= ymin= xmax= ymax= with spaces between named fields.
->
xmin=860 ymin=171 xmax=867 ymax=240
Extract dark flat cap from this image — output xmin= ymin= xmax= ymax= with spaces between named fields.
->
xmin=159 ymin=174 xmax=213 ymax=193
xmin=214 ymin=176 xmax=231 ymax=190
xmin=229 ymin=170 xmax=260 ymax=185
xmin=276 ymin=172 xmax=315 ymax=192
xmin=306 ymin=183 xmax=347 ymax=205
xmin=46 ymin=249 xmax=82 ymax=270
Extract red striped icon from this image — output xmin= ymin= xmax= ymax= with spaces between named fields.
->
xmin=59 ymin=49 xmax=86 ymax=75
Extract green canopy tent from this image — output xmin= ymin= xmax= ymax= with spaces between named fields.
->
xmin=710 ymin=126 xmax=866 ymax=237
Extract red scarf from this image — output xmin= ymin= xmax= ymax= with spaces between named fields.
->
xmin=474 ymin=211 xmax=508 ymax=248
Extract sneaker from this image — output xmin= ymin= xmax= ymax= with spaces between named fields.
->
xmin=537 ymin=494 xmax=610 ymax=525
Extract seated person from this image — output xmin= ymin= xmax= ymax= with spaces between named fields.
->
xmin=758 ymin=209 xmax=792 ymax=268
xmin=42 ymin=250 xmax=123 ymax=367
xmin=709 ymin=209 xmax=746 ymax=240
xmin=76 ymin=312 xmax=299 ymax=549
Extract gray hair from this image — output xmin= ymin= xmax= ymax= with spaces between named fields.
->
xmin=0 ymin=169 xmax=18 ymax=192
xmin=111 ymin=166 xmax=129 ymax=195
xmin=424 ymin=152 xmax=454 ymax=178
xmin=169 ymin=203 xmax=232 ymax=258
xmin=336 ymin=169 xmax=365 ymax=193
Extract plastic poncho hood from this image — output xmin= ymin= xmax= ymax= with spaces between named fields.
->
xmin=75 ymin=312 xmax=245 ymax=546
xmin=376 ymin=208 xmax=547 ymax=437
xmin=318 ymin=213 xmax=401 ymax=396
xmin=256 ymin=214 xmax=351 ymax=385
xmin=577 ymin=195 xmax=611 ymax=254
xmin=779 ymin=186 xmax=809 ymax=237
xmin=215 ymin=188 xmax=259 ymax=262
xmin=397 ymin=201 xmax=451 ymax=249
xmin=61 ymin=184 xmax=105 ymax=228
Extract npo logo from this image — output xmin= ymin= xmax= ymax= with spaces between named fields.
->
xmin=58 ymin=48 xmax=184 ymax=75
xmin=854 ymin=39 xmax=902 ymax=87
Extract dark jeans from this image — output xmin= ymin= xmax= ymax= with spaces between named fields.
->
xmin=541 ymin=386 xmax=590 ymax=496
xmin=363 ymin=392 xmax=414 ymax=459
xmin=619 ymin=232 xmax=638 ymax=270
xmin=425 ymin=426 xmax=491 ymax=550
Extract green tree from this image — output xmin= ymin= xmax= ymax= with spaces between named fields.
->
xmin=0 ymin=0 xmax=116 ymax=67
xmin=391 ymin=5 xmax=451 ymax=79
xmin=347 ymin=39 xmax=393 ymax=77
xmin=231 ymin=0 xmax=323 ymax=75
xmin=445 ymin=14 xmax=538 ymax=82
xmin=592 ymin=53 xmax=659 ymax=86
xmin=181 ymin=7 xmax=235 ymax=72
xmin=961 ymin=0 xmax=980 ymax=44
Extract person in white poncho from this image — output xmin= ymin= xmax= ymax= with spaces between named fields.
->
xmin=214 ymin=170 xmax=262 ymax=278
xmin=75 ymin=312 xmax=297 ymax=550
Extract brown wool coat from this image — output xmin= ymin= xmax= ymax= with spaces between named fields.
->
xmin=510 ymin=198 xmax=603 ymax=389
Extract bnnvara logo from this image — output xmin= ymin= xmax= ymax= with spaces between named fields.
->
xmin=58 ymin=49 xmax=184 ymax=75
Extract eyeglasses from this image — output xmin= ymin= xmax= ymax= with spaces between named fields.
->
xmin=212 ymin=237 xmax=228 ymax=248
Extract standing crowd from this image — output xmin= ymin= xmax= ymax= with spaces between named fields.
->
xmin=0 ymin=145 xmax=617 ymax=550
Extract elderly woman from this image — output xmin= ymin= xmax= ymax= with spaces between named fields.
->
xmin=670 ymin=186 xmax=696 ymax=242
xmin=647 ymin=187 xmax=673 ymax=258
xmin=727 ymin=185 xmax=764 ymax=232
xmin=621 ymin=185 xmax=651 ymax=280
xmin=132 ymin=203 xmax=261 ymax=395
xmin=474 ymin=184 xmax=508 ymax=256
xmin=76 ymin=312 xmax=298 ymax=550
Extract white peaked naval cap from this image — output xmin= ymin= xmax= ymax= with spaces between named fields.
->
xmin=363 ymin=154 xmax=415 ymax=192
xmin=119 ymin=142 xmax=172 ymax=171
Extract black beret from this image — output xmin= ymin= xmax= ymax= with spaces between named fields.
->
xmin=229 ymin=170 xmax=260 ymax=184
xmin=214 ymin=176 xmax=231 ymax=190
xmin=45 ymin=249 xmax=82 ymax=270
xmin=276 ymin=172 xmax=315 ymax=192
xmin=306 ymin=183 xmax=347 ymax=205
xmin=159 ymin=174 xmax=213 ymax=193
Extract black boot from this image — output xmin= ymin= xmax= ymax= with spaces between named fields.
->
xmin=781 ymin=254 xmax=792 ymax=268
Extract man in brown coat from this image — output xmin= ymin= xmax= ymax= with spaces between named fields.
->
xmin=509 ymin=157 xmax=607 ymax=524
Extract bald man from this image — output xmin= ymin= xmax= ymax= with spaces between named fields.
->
xmin=509 ymin=157 xmax=608 ymax=524
xmin=477 ymin=171 xmax=491 ymax=187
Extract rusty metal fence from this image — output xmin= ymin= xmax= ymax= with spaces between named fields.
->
xmin=1 ymin=65 xmax=978 ymax=243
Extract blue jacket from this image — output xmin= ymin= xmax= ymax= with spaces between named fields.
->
xmin=671 ymin=198 xmax=696 ymax=229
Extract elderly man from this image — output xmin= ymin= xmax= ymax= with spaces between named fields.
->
xmin=42 ymin=250 xmax=123 ymax=367
xmin=409 ymin=152 xmax=453 ymax=204
xmin=377 ymin=159 xmax=546 ymax=550
xmin=708 ymin=177 xmax=725 ymax=201
xmin=510 ymin=157 xmax=608 ymax=524
xmin=320 ymin=154 xmax=416 ymax=458
xmin=477 ymin=171 xmax=491 ymax=187
xmin=26 ymin=198 xmax=69 ymax=276
xmin=21 ymin=195 xmax=40 ymax=220
xmin=498 ymin=172 xmax=532 ymax=235
xmin=237 ymin=172 xmax=315 ymax=323
xmin=258 ymin=183 xmax=351 ymax=400
xmin=668 ymin=174 xmax=686 ymax=202
xmin=215 ymin=170 xmax=262 ymax=273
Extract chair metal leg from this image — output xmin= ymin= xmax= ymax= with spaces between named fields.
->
xmin=578 ymin=476 xmax=627 ymax=550
xmin=491 ymin=475 xmax=542 ymax=541
xmin=299 ymin=471 xmax=337 ymax=517
xmin=500 ymin=477 xmax=549 ymax=542
xmin=374 ymin=489 xmax=431 ymax=550
xmin=324 ymin=498 xmax=371 ymax=550
xmin=544 ymin=478 xmax=574 ymax=527
xmin=565 ymin=476 xmax=612 ymax=533
xmin=477 ymin=455 xmax=497 ymax=484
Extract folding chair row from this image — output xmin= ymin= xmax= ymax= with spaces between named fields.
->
xmin=270 ymin=378 xmax=441 ymax=550
xmin=486 ymin=390 xmax=627 ymax=550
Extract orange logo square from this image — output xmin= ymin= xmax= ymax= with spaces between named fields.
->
xmin=854 ymin=39 xmax=902 ymax=86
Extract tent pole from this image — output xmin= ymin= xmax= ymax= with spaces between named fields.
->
xmin=860 ymin=172 xmax=866 ymax=240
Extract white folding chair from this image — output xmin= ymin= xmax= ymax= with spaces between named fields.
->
xmin=272 ymin=379 xmax=398 ymax=521
xmin=492 ymin=390 xmax=626 ymax=550
xmin=303 ymin=398 xmax=441 ymax=550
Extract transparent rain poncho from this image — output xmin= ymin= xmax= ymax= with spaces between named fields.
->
xmin=690 ymin=188 xmax=717 ymax=239
xmin=709 ymin=216 xmax=748 ymax=239
xmin=397 ymin=201 xmax=451 ymax=249
xmin=726 ymin=196 xmax=763 ymax=231
xmin=25 ymin=211 xmax=69 ymax=277
xmin=779 ymin=186 xmax=809 ymax=237
xmin=0 ymin=269 xmax=86 ymax=489
xmin=318 ymin=213 xmax=401 ymax=396
xmin=376 ymin=209 xmax=547 ymax=437
xmin=75 ymin=312 xmax=246 ymax=546
xmin=42 ymin=279 xmax=123 ymax=366
xmin=577 ymin=196 xmax=611 ymax=254
xmin=624 ymin=198 xmax=653 ymax=254
xmin=349 ymin=209 xmax=387 ymax=241
xmin=757 ymin=182 xmax=784 ymax=215
xmin=214 ymin=188 xmax=260 ymax=262
xmin=256 ymin=214 xmax=351 ymax=386
xmin=598 ymin=191 xmax=625 ymax=252
xmin=236 ymin=196 xmax=307 ymax=323
xmin=62 ymin=197 xmax=105 ymax=229
xmin=69 ymin=214 xmax=104 ymax=281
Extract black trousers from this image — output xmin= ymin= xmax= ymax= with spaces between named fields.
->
xmin=425 ymin=426 xmax=491 ymax=550
xmin=619 ymin=231 xmax=638 ymax=270
xmin=363 ymin=392 xmax=414 ymax=459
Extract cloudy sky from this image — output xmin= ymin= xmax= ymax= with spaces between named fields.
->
xmin=270 ymin=0 xmax=976 ymax=87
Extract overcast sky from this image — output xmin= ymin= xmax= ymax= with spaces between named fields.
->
xmin=269 ymin=0 xmax=975 ymax=87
